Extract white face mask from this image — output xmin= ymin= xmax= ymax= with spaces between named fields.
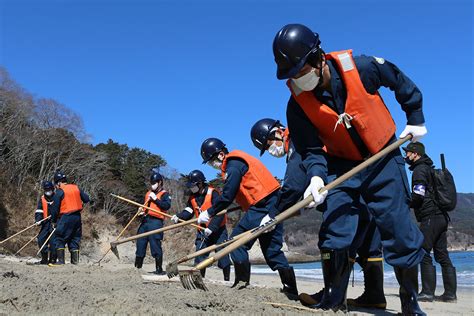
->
xmin=45 ymin=191 xmax=53 ymax=197
xmin=208 ymin=159 xmax=222 ymax=170
xmin=151 ymin=183 xmax=159 ymax=191
xmin=190 ymin=185 xmax=199 ymax=194
xmin=292 ymin=68 xmax=320 ymax=91
xmin=268 ymin=143 xmax=286 ymax=158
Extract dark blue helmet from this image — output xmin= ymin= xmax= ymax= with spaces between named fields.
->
xmin=53 ymin=170 xmax=67 ymax=184
xmin=273 ymin=24 xmax=321 ymax=79
xmin=150 ymin=173 xmax=163 ymax=184
xmin=42 ymin=181 xmax=54 ymax=191
xmin=186 ymin=170 xmax=206 ymax=188
xmin=200 ymin=138 xmax=226 ymax=163
xmin=251 ymin=118 xmax=283 ymax=156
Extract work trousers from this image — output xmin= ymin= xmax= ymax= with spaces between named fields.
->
xmin=136 ymin=216 xmax=163 ymax=258
xmin=319 ymin=150 xmax=424 ymax=268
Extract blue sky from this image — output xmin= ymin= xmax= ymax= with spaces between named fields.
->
xmin=1 ymin=0 xmax=472 ymax=192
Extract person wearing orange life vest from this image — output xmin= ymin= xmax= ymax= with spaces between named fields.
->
xmin=34 ymin=181 xmax=57 ymax=265
xmin=197 ymin=138 xmax=298 ymax=299
xmin=251 ymin=118 xmax=387 ymax=309
xmin=273 ymin=24 xmax=427 ymax=314
xmin=135 ymin=172 xmax=171 ymax=275
xmin=171 ymin=169 xmax=231 ymax=281
xmin=49 ymin=171 xmax=90 ymax=266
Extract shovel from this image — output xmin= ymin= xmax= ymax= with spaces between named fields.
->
xmin=178 ymin=136 xmax=411 ymax=291
xmin=109 ymin=204 xmax=241 ymax=259
xmin=14 ymin=233 xmax=39 ymax=255
xmin=0 ymin=216 xmax=51 ymax=245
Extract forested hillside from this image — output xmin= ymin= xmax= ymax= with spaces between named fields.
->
xmin=0 ymin=67 xmax=194 ymax=259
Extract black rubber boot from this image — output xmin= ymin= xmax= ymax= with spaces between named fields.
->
xmin=418 ymin=262 xmax=436 ymax=302
xmin=49 ymin=248 xmax=65 ymax=266
xmin=49 ymin=251 xmax=57 ymax=264
xmin=200 ymin=268 xmax=206 ymax=278
xmin=278 ymin=267 xmax=299 ymax=300
xmin=437 ymin=266 xmax=457 ymax=302
xmin=394 ymin=266 xmax=426 ymax=316
xmin=223 ymin=265 xmax=231 ymax=281
xmin=154 ymin=257 xmax=166 ymax=275
xmin=347 ymin=258 xmax=387 ymax=309
xmin=134 ymin=256 xmax=144 ymax=269
xmin=70 ymin=250 xmax=80 ymax=265
xmin=311 ymin=249 xmax=351 ymax=311
xmin=35 ymin=252 xmax=49 ymax=265
xmin=299 ymin=289 xmax=324 ymax=306
xmin=231 ymin=261 xmax=250 ymax=289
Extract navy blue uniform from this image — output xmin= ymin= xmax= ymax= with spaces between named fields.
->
xmin=136 ymin=191 xmax=171 ymax=259
xmin=207 ymin=159 xmax=290 ymax=270
xmin=278 ymin=139 xmax=382 ymax=261
xmin=35 ymin=197 xmax=56 ymax=255
xmin=286 ymin=55 xmax=424 ymax=268
xmin=176 ymin=186 xmax=231 ymax=269
xmin=50 ymin=187 xmax=89 ymax=252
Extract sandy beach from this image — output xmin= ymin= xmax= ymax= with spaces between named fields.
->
xmin=1 ymin=255 xmax=472 ymax=315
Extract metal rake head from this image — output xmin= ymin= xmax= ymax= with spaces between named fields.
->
xmin=110 ymin=242 xmax=120 ymax=259
xmin=178 ymin=269 xmax=208 ymax=291
xmin=166 ymin=261 xmax=179 ymax=279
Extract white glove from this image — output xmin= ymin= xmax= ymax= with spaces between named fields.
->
xmin=399 ymin=124 xmax=427 ymax=142
xmin=303 ymin=176 xmax=328 ymax=208
xmin=137 ymin=207 xmax=145 ymax=216
xmin=197 ymin=210 xmax=210 ymax=224
xmin=35 ymin=221 xmax=41 ymax=226
xmin=259 ymin=214 xmax=275 ymax=232
xmin=204 ymin=228 xmax=213 ymax=237
xmin=148 ymin=192 xmax=157 ymax=201
xmin=171 ymin=215 xmax=179 ymax=224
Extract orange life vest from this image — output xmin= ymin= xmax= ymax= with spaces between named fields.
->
xmin=286 ymin=49 xmax=396 ymax=160
xmin=221 ymin=150 xmax=280 ymax=211
xmin=189 ymin=187 xmax=227 ymax=229
xmin=41 ymin=196 xmax=49 ymax=219
xmin=59 ymin=184 xmax=83 ymax=215
xmin=283 ymin=128 xmax=290 ymax=154
xmin=144 ymin=190 xmax=167 ymax=219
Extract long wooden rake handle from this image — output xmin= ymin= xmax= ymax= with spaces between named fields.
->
xmin=111 ymin=194 xmax=203 ymax=230
xmin=175 ymin=229 xmax=251 ymax=265
xmin=0 ymin=216 xmax=51 ymax=244
xmin=194 ymin=136 xmax=411 ymax=271
xmin=96 ymin=206 xmax=144 ymax=264
xmin=112 ymin=206 xmax=241 ymax=246
xmin=14 ymin=233 xmax=39 ymax=255
xmin=36 ymin=228 xmax=56 ymax=256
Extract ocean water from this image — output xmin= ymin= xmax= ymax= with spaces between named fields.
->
xmin=252 ymin=251 xmax=474 ymax=288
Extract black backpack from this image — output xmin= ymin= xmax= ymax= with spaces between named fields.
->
xmin=431 ymin=154 xmax=457 ymax=212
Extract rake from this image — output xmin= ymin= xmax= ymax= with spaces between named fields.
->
xmin=96 ymin=199 xmax=146 ymax=265
xmin=108 ymin=199 xmax=240 ymax=259
xmin=177 ymin=136 xmax=411 ymax=291
xmin=14 ymin=233 xmax=39 ymax=255
xmin=0 ymin=216 xmax=51 ymax=244
xmin=166 ymin=229 xmax=251 ymax=279
xmin=36 ymin=228 xmax=56 ymax=256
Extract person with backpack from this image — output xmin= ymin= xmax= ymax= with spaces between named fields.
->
xmin=403 ymin=142 xmax=457 ymax=303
